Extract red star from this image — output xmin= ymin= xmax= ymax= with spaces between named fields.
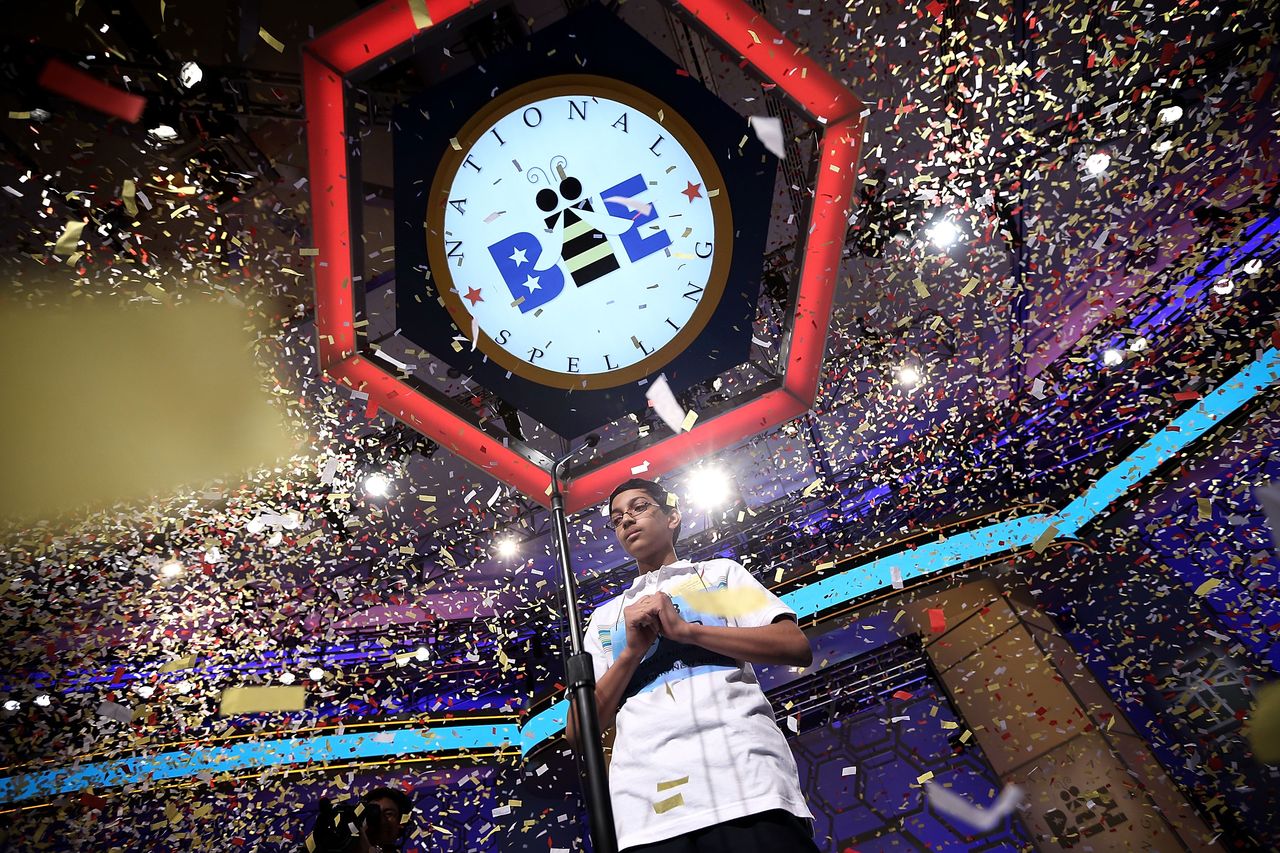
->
xmin=463 ymin=286 xmax=483 ymax=306
xmin=681 ymin=181 xmax=703 ymax=202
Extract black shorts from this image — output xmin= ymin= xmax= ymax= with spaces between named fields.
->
xmin=620 ymin=809 xmax=822 ymax=853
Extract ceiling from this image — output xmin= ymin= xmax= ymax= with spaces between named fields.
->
xmin=1 ymin=0 xmax=1278 ymax=774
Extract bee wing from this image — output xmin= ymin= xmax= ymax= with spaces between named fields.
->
xmin=576 ymin=203 xmax=637 ymax=236
xmin=531 ymin=213 xmax=565 ymax=258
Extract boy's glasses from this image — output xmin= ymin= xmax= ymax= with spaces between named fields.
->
xmin=606 ymin=499 xmax=658 ymax=530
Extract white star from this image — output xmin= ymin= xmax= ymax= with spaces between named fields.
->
xmin=523 ymin=274 xmax=541 ymax=292
xmin=509 ymin=247 xmax=529 ymax=266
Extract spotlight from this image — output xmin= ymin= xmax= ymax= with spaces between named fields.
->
xmin=1151 ymin=139 xmax=1173 ymax=154
xmin=160 ymin=559 xmax=184 ymax=578
xmin=926 ymin=218 xmax=960 ymax=249
xmin=362 ymin=472 xmax=391 ymax=497
xmin=896 ymin=365 xmax=923 ymax=389
xmin=148 ymin=124 xmax=179 ymax=142
xmin=1102 ymin=347 xmax=1124 ymax=367
xmin=278 ymin=672 xmax=296 ymax=685
xmin=496 ymin=538 xmax=519 ymax=558
xmin=1084 ymin=151 xmax=1111 ymax=176
xmin=34 ymin=694 xmax=51 ymax=707
xmin=3 ymin=700 xmax=18 ymax=711
xmin=415 ymin=647 xmax=430 ymax=661
xmin=178 ymin=61 xmax=203 ymax=89
xmin=1157 ymin=105 xmax=1184 ymax=124
xmin=1243 ymin=258 xmax=1263 ymax=275
xmin=1128 ymin=336 xmax=1149 ymax=353
xmin=687 ymin=467 xmax=733 ymax=510
xmin=308 ymin=667 xmax=325 ymax=681
xmin=1211 ymin=275 xmax=1234 ymax=295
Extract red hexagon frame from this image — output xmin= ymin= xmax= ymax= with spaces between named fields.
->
xmin=304 ymin=0 xmax=863 ymax=514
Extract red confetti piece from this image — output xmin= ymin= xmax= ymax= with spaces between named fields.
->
xmin=37 ymin=58 xmax=146 ymax=123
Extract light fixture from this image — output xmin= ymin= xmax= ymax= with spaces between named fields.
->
xmin=1212 ymin=275 xmax=1234 ymax=295
xmin=687 ymin=467 xmax=733 ymax=510
xmin=1157 ymin=105 xmax=1184 ymax=124
xmin=496 ymin=538 xmax=519 ymax=558
xmin=1152 ymin=139 xmax=1173 ymax=154
xmin=926 ymin=218 xmax=960 ymax=249
xmin=159 ymin=559 xmax=184 ymax=578
xmin=148 ymin=124 xmax=179 ymax=142
xmin=3 ymin=699 xmax=19 ymax=711
xmin=362 ymin=472 xmax=391 ymax=497
xmin=1128 ymin=336 xmax=1149 ymax=353
xmin=896 ymin=365 xmax=923 ymax=389
xmin=178 ymin=61 xmax=203 ymax=89
xmin=308 ymin=667 xmax=325 ymax=681
xmin=1243 ymin=258 xmax=1263 ymax=275
xmin=1102 ymin=347 xmax=1125 ymax=367
xmin=279 ymin=672 xmax=296 ymax=685
xmin=35 ymin=694 xmax=51 ymax=707
xmin=415 ymin=646 xmax=430 ymax=661
xmin=1084 ymin=151 xmax=1111 ymax=176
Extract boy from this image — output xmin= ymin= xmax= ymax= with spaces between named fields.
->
xmin=566 ymin=478 xmax=820 ymax=852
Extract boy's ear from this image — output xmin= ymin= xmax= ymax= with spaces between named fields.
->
xmin=668 ymin=508 xmax=681 ymax=531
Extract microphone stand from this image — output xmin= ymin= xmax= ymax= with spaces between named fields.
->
xmin=548 ymin=434 xmax=618 ymax=853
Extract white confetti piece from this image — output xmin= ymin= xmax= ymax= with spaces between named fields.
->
xmin=644 ymin=374 xmax=687 ymax=434
xmin=925 ymin=782 xmax=1024 ymax=832
xmin=748 ymin=115 xmax=786 ymax=158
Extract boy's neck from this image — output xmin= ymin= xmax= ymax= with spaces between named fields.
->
xmin=636 ymin=547 xmax=679 ymax=577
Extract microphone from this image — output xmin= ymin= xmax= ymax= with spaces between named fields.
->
xmin=553 ymin=433 xmax=601 ymax=483
xmin=583 ymin=433 xmax=600 ymax=449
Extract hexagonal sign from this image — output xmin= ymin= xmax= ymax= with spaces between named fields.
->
xmin=304 ymin=0 xmax=863 ymax=513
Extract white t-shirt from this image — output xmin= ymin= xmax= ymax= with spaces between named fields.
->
xmin=583 ymin=558 xmax=814 ymax=850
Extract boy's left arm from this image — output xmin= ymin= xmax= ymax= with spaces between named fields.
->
xmin=655 ymin=594 xmax=812 ymax=668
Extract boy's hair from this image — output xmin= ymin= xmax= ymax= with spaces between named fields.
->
xmin=608 ymin=478 xmax=681 ymax=543
xmin=364 ymin=785 xmax=413 ymax=815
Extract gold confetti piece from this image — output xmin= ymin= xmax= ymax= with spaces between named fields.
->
xmin=656 ymin=776 xmax=688 ymax=791
xmin=449 ymin=137 xmax=462 ymax=151
xmin=1031 ymin=523 xmax=1058 ymax=554
xmin=300 ymin=247 xmax=320 ymax=256
xmin=8 ymin=110 xmax=31 ymax=119
xmin=121 ymin=179 xmax=137 ymax=217
xmin=681 ymin=410 xmax=698 ymax=431
xmin=259 ymin=27 xmax=285 ymax=53
xmin=681 ymin=586 xmax=771 ymax=618
xmin=407 ymin=0 xmax=433 ymax=29
xmin=1194 ymin=578 xmax=1221 ymax=596
xmin=1197 ymin=498 xmax=1211 ymax=519
xmin=0 ymin=300 xmax=300 ymax=520
xmin=218 ymin=685 xmax=306 ymax=715
xmin=53 ymin=220 xmax=85 ymax=256
xmin=916 ymin=771 xmax=935 ymax=784
xmin=652 ymin=793 xmax=684 ymax=814
xmin=665 ymin=680 xmax=675 ymax=701
xmin=160 ymin=655 xmax=196 ymax=673
xmin=1245 ymin=680 xmax=1280 ymax=763
xmin=665 ymin=492 xmax=678 ymax=507
xmin=748 ymin=29 xmax=761 ymax=43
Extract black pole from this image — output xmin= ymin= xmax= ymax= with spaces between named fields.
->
xmin=549 ymin=435 xmax=618 ymax=853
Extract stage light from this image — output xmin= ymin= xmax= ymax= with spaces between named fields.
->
xmin=309 ymin=667 xmax=325 ymax=681
xmin=1084 ymin=151 xmax=1111 ymax=176
xmin=1129 ymin=336 xmax=1149 ymax=353
xmin=159 ymin=559 xmax=184 ymax=578
xmin=1151 ymin=139 xmax=1173 ymax=154
xmin=34 ymin=694 xmax=51 ymax=707
xmin=1102 ymin=347 xmax=1125 ymax=367
xmin=1244 ymin=258 xmax=1263 ymax=275
xmin=278 ymin=672 xmax=296 ymax=685
xmin=415 ymin=646 xmax=430 ymax=661
xmin=3 ymin=700 xmax=18 ymax=711
xmin=896 ymin=365 xmax=923 ymax=389
xmin=687 ymin=467 xmax=733 ymax=509
xmin=496 ymin=537 xmax=519 ymax=558
xmin=178 ymin=61 xmax=203 ymax=89
xmin=148 ymin=124 xmax=179 ymax=141
xmin=926 ymin=218 xmax=960 ymax=249
xmin=362 ymin=472 xmax=391 ymax=497
xmin=1157 ymin=105 xmax=1183 ymax=124
xmin=1212 ymin=275 xmax=1234 ymax=295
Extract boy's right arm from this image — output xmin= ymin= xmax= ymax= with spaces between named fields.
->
xmin=566 ymin=645 xmax=644 ymax=752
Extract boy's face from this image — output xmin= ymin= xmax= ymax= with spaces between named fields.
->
xmin=611 ymin=488 xmax=679 ymax=560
